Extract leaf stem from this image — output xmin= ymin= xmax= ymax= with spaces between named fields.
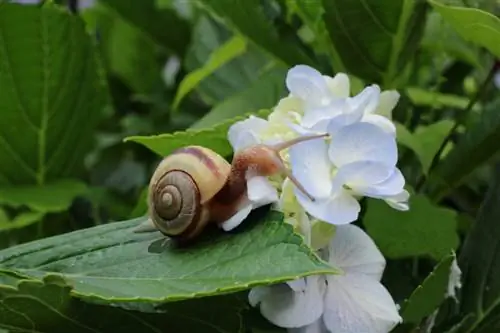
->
xmin=416 ymin=62 xmax=498 ymax=192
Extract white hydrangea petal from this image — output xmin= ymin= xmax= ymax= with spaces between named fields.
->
xmin=332 ymin=161 xmax=393 ymax=195
xmin=385 ymin=189 xmax=410 ymax=211
xmin=327 ymin=224 xmax=386 ymax=280
xmin=374 ymin=90 xmax=400 ymax=119
xmin=348 ymin=85 xmax=380 ymax=115
xmin=301 ymin=99 xmax=346 ymax=128
xmin=287 ymin=278 xmax=307 ymax=292
xmin=289 ymin=138 xmax=332 ymax=199
xmin=323 ymin=274 xmax=402 ymax=333
xmin=357 ymin=168 xmax=406 ymax=198
xmin=251 ymin=276 xmax=326 ymax=328
xmin=324 ymin=73 xmax=350 ymax=98
xmin=362 ymin=114 xmax=397 ymax=136
xmin=228 ymin=116 xmax=268 ymax=150
xmin=326 ymin=110 xmax=364 ymax=135
xmin=286 ymin=65 xmax=330 ymax=106
xmin=289 ymin=318 xmax=329 ymax=333
xmin=220 ymin=203 xmax=253 ymax=231
xmin=294 ymin=187 xmax=361 ymax=225
xmin=246 ymin=175 xmax=279 ymax=205
xmin=328 ymin=122 xmax=398 ymax=168
xmin=249 ymin=286 xmax=273 ymax=307
xmin=447 ymin=256 xmax=462 ymax=301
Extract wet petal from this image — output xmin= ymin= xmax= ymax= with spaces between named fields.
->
xmin=289 ymin=137 xmax=332 ymax=199
xmin=228 ymin=116 xmax=268 ymax=150
xmin=295 ymin=187 xmax=361 ymax=225
xmin=246 ymin=175 xmax=279 ymax=205
xmin=250 ymin=276 xmax=326 ymax=328
xmin=220 ymin=203 xmax=253 ymax=231
xmin=324 ymin=73 xmax=350 ymax=98
xmin=362 ymin=114 xmax=397 ymax=136
xmin=327 ymin=224 xmax=385 ymax=279
xmin=329 ymin=122 xmax=398 ymax=168
xmin=323 ymin=274 xmax=402 ymax=333
xmin=286 ymin=65 xmax=330 ymax=106
xmin=374 ymin=90 xmax=400 ymax=119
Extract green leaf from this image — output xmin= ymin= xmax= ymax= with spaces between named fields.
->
xmin=98 ymin=0 xmax=191 ymax=55
xmin=321 ymin=0 xmax=428 ymax=86
xmin=400 ymin=253 xmax=456 ymax=324
xmin=0 ymin=3 xmax=107 ymax=186
xmin=364 ymin=194 xmax=459 ymax=260
xmin=173 ymin=35 xmax=247 ymax=109
xmin=429 ymin=0 xmax=500 ymax=59
xmin=396 ymin=120 xmax=455 ymax=175
xmin=0 ymin=211 xmax=45 ymax=232
xmin=124 ymin=109 xmax=271 ymax=157
xmin=191 ymin=66 xmax=287 ymax=129
xmin=0 ymin=274 xmax=255 ymax=332
xmin=0 ymin=210 xmax=336 ymax=305
xmin=0 ymin=179 xmax=87 ymax=213
xmin=184 ymin=14 xmax=272 ymax=105
xmin=197 ymin=0 xmax=316 ymax=67
xmin=456 ymin=163 xmax=500 ymax=331
xmin=405 ymin=87 xmax=480 ymax=111
xmin=427 ymin=98 xmax=500 ymax=200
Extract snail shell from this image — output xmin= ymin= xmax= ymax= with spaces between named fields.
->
xmin=148 ymin=146 xmax=231 ymax=241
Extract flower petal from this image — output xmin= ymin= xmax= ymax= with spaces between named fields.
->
xmin=323 ymin=274 xmax=402 ymax=333
xmin=286 ymin=65 xmax=330 ymax=106
xmin=220 ymin=203 xmax=253 ymax=231
xmin=246 ymin=175 xmax=279 ymax=205
xmin=324 ymin=73 xmax=350 ymax=98
xmin=327 ymin=224 xmax=385 ymax=279
xmin=301 ymin=99 xmax=346 ymax=128
xmin=362 ymin=114 xmax=397 ymax=136
xmin=289 ymin=318 xmax=329 ymax=333
xmin=385 ymin=189 xmax=410 ymax=211
xmin=348 ymin=84 xmax=380 ymax=115
xmin=289 ymin=137 xmax=332 ymax=199
xmin=326 ymin=110 xmax=364 ymax=135
xmin=374 ymin=90 xmax=400 ymax=119
xmin=331 ymin=161 xmax=393 ymax=196
xmin=228 ymin=116 xmax=268 ymax=150
xmin=357 ymin=167 xmax=406 ymax=198
xmin=250 ymin=276 xmax=326 ymax=328
xmin=295 ymin=187 xmax=361 ymax=225
xmin=328 ymin=122 xmax=398 ymax=167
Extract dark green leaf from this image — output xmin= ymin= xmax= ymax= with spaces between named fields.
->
xmin=197 ymin=0 xmax=316 ymax=67
xmin=457 ymin=163 xmax=500 ymax=331
xmin=321 ymin=0 xmax=427 ymax=86
xmin=0 ymin=211 xmax=45 ymax=232
xmin=400 ymin=253 xmax=456 ymax=324
xmin=98 ymin=0 xmax=191 ymax=55
xmin=0 ymin=211 xmax=337 ymax=306
xmin=0 ymin=3 xmax=107 ymax=186
xmin=124 ymin=109 xmax=271 ymax=158
xmin=430 ymin=0 xmax=500 ymax=59
xmin=0 ymin=274 xmax=255 ymax=333
xmin=0 ymin=179 xmax=87 ymax=213
xmin=364 ymin=194 xmax=459 ymax=260
xmin=427 ymin=98 xmax=500 ymax=200
xmin=405 ymin=87 xmax=480 ymax=111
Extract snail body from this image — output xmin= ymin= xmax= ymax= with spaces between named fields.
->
xmin=135 ymin=133 xmax=328 ymax=243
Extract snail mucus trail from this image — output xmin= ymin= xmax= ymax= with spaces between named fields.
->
xmin=134 ymin=132 xmax=328 ymax=243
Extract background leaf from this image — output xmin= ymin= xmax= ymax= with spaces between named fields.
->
xmin=0 ymin=210 xmax=336 ymax=307
xmin=0 ymin=3 xmax=106 ymax=186
xmin=364 ymin=194 xmax=459 ymax=260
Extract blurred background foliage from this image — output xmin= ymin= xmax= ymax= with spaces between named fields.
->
xmin=2 ymin=0 xmax=500 ymax=331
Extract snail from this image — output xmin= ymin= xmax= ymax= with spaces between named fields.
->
xmin=134 ymin=133 xmax=327 ymax=243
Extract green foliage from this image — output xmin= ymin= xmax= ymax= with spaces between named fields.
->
xmin=0 ymin=211 xmax=337 ymax=306
xmin=364 ymin=194 xmax=459 ymax=260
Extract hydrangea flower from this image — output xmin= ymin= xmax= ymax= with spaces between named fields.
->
xmin=249 ymin=224 xmax=402 ymax=333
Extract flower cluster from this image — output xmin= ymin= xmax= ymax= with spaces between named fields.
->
xmin=226 ymin=64 xmax=409 ymax=333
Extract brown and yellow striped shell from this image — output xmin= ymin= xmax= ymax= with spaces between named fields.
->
xmin=148 ymin=146 xmax=231 ymax=241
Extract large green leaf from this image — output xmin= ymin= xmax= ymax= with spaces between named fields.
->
xmin=0 ymin=274 xmax=256 ymax=332
xmin=405 ymin=87 xmax=480 ymax=111
xmin=430 ymin=0 xmax=500 ymax=59
xmin=173 ymin=35 xmax=247 ymax=109
xmin=321 ymin=0 xmax=428 ymax=86
xmin=364 ymin=194 xmax=459 ymax=261
xmin=400 ymin=253 xmax=456 ymax=324
xmin=190 ymin=66 xmax=287 ymax=129
xmin=0 ymin=210 xmax=336 ymax=305
xmin=0 ymin=3 xmax=106 ymax=186
xmin=98 ymin=0 xmax=191 ymax=55
xmin=456 ymin=163 xmax=500 ymax=331
xmin=197 ymin=0 xmax=316 ymax=67
xmin=427 ymin=98 xmax=500 ymax=200
xmin=125 ymin=109 xmax=271 ymax=158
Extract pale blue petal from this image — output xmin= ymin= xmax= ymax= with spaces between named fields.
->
xmin=332 ymin=161 xmax=394 ymax=195
xmin=348 ymin=85 xmax=380 ymax=115
xmin=228 ymin=116 xmax=268 ymax=150
xmin=286 ymin=65 xmax=330 ymax=106
xmin=302 ymin=99 xmax=346 ymax=128
xmin=288 ymin=318 xmax=329 ymax=333
xmin=328 ymin=122 xmax=398 ymax=168
xmin=356 ymin=168 xmax=406 ymax=198
xmin=362 ymin=114 xmax=397 ymax=136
